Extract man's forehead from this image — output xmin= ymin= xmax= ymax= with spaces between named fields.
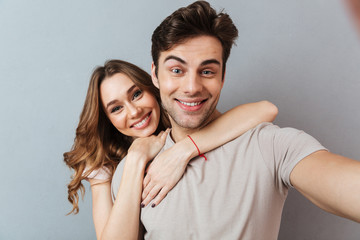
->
xmin=159 ymin=36 xmax=223 ymax=65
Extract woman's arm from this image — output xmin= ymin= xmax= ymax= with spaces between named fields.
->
xmin=96 ymin=130 xmax=168 ymax=240
xmin=99 ymin=157 xmax=146 ymax=240
xmin=89 ymin=180 xmax=113 ymax=239
xmin=186 ymin=100 xmax=278 ymax=154
xmin=142 ymin=101 xmax=278 ymax=206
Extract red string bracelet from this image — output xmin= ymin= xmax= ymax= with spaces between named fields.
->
xmin=187 ymin=135 xmax=207 ymax=161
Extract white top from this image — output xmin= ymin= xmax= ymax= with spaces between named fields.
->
xmin=83 ymin=166 xmax=111 ymax=181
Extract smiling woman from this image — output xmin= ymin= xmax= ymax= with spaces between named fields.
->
xmin=100 ymin=73 xmax=161 ymax=138
xmin=63 ymin=59 xmax=168 ymax=214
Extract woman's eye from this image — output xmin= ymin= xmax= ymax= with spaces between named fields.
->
xmin=171 ymin=68 xmax=182 ymax=74
xmin=132 ymin=90 xmax=142 ymax=100
xmin=111 ymin=106 xmax=122 ymax=113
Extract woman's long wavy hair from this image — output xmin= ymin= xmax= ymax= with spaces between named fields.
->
xmin=63 ymin=59 xmax=169 ymax=214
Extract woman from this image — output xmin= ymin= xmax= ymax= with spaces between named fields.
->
xmin=64 ymin=59 xmax=278 ymax=239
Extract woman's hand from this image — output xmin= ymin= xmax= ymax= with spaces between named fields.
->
xmin=141 ymin=137 xmax=196 ymax=207
xmin=127 ymin=129 xmax=170 ymax=165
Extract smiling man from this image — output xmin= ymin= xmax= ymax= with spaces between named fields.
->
xmin=152 ymin=35 xmax=224 ymax=138
xmin=112 ymin=1 xmax=360 ymax=239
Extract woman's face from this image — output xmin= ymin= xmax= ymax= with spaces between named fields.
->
xmin=100 ymin=73 xmax=161 ymax=138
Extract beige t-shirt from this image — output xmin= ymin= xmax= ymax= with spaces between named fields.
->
xmin=111 ymin=123 xmax=327 ymax=240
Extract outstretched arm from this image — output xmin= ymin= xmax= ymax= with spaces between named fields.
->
xmin=291 ymin=150 xmax=360 ymax=223
xmin=91 ymin=130 xmax=169 ymax=240
xmin=142 ymin=100 xmax=278 ymax=206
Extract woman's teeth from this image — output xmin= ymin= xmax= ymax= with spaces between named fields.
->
xmin=133 ymin=115 xmax=149 ymax=128
xmin=178 ymin=100 xmax=201 ymax=106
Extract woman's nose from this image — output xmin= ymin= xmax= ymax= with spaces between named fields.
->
xmin=127 ymin=103 xmax=142 ymax=118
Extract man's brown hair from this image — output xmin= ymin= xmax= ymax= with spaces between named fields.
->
xmin=151 ymin=0 xmax=238 ymax=77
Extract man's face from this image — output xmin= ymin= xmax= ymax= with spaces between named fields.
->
xmin=152 ymin=35 xmax=224 ymax=130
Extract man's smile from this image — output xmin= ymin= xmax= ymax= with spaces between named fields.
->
xmin=175 ymin=98 xmax=208 ymax=112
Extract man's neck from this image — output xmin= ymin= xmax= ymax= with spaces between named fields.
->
xmin=170 ymin=109 xmax=222 ymax=143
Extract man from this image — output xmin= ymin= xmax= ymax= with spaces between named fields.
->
xmin=112 ymin=1 xmax=360 ymax=239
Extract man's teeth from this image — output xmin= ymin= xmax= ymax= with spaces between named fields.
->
xmin=178 ymin=100 xmax=201 ymax=106
xmin=133 ymin=115 xmax=149 ymax=128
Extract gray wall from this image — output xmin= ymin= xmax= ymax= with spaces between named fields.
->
xmin=0 ymin=0 xmax=359 ymax=239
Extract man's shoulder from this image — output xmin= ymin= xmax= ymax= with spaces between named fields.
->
xmin=243 ymin=122 xmax=305 ymax=139
xmin=202 ymin=122 xmax=275 ymax=153
xmin=232 ymin=122 xmax=279 ymax=142
xmin=113 ymin=155 xmax=126 ymax=174
xmin=111 ymin=156 xmax=126 ymax=200
xmin=242 ymin=122 xmax=324 ymax=154
xmin=222 ymin=122 xmax=306 ymax=149
xmin=251 ymin=122 xmax=279 ymax=132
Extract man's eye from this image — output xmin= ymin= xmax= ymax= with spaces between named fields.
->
xmin=111 ymin=106 xmax=122 ymax=113
xmin=172 ymin=68 xmax=182 ymax=74
xmin=202 ymin=70 xmax=213 ymax=75
xmin=133 ymin=90 xmax=142 ymax=100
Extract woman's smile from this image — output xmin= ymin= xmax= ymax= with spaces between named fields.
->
xmin=131 ymin=112 xmax=152 ymax=129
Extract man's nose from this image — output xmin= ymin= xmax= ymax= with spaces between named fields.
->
xmin=182 ymin=71 xmax=203 ymax=94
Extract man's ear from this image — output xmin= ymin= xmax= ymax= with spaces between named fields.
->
xmin=151 ymin=62 xmax=159 ymax=89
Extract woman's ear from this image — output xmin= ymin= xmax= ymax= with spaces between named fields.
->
xmin=151 ymin=62 xmax=159 ymax=88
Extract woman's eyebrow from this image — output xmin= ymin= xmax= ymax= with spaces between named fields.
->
xmin=106 ymin=85 xmax=137 ymax=109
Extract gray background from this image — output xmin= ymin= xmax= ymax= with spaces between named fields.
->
xmin=0 ymin=0 xmax=359 ymax=239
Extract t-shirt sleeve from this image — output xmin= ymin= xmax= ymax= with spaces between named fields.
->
xmin=83 ymin=166 xmax=111 ymax=182
xmin=256 ymin=123 xmax=327 ymax=189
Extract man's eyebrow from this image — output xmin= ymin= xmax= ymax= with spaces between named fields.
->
xmin=201 ymin=59 xmax=221 ymax=66
xmin=106 ymin=85 xmax=137 ymax=109
xmin=163 ymin=56 xmax=220 ymax=67
xmin=164 ymin=55 xmax=186 ymax=64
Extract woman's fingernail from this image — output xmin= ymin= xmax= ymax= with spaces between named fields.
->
xmin=151 ymin=203 xmax=156 ymax=208
xmin=141 ymin=203 xmax=145 ymax=208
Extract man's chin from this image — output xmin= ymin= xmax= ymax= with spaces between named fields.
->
xmin=172 ymin=117 xmax=207 ymax=130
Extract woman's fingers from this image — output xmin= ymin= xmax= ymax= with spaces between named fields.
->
xmin=159 ymin=128 xmax=170 ymax=142
xmin=150 ymin=186 xmax=170 ymax=207
xmin=146 ymin=128 xmax=169 ymax=158
xmin=142 ymin=177 xmax=154 ymax=200
xmin=141 ymin=184 xmax=162 ymax=207
xmin=128 ymin=128 xmax=170 ymax=162
xmin=141 ymin=183 xmax=172 ymax=208
xmin=143 ymin=174 xmax=151 ymax=190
